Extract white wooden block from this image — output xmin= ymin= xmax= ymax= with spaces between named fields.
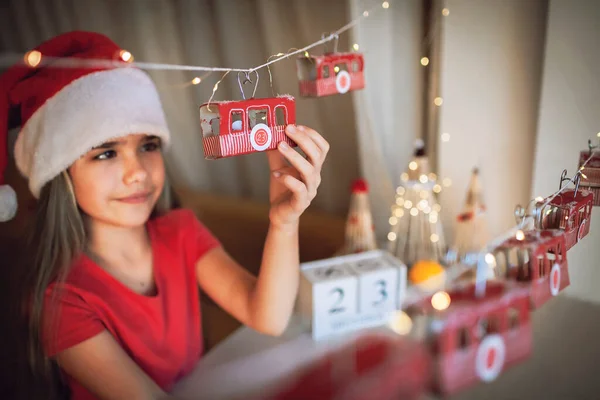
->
xmin=346 ymin=257 xmax=399 ymax=314
xmin=299 ymin=263 xmax=358 ymax=339
xmin=297 ymin=250 xmax=408 ymax=340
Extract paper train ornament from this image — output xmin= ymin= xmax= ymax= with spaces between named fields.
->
xmin=297 ymin=250 xmax=407 ymax=340
xmin=337 ymin=179 xmax=378 ymax=255
xmin=269 ymin=333 xmax=430 ymax=400
xmin=200 ymin=95 xmax=297 ymax=159
xmin=296 ymin=52 xmax=365 ymax=97
xmin=578 ymin=142 xmax=600 ymax=206
xmin=491 ymin=229 xmax=570 ymax=309
xmin=404 ymin=280 xmax=533 ymax=396
xmin=532 ymin=174 xmax=593 ymax=251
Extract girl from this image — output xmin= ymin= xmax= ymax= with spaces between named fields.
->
xmin=0 ymin=31 xmax=329 ymax=400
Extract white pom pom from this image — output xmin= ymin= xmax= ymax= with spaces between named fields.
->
xmin=0 ymin=184 xmax=18 ymax=222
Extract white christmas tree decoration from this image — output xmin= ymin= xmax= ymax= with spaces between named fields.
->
xmin=337 ymin=179 xmax=378 ymax=255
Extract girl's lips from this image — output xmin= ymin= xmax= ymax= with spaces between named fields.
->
xmin=117 ymin=192 xmax=151 ymax=204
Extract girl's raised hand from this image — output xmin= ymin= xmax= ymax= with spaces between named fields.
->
xmin=266 ymin=125 xmax=329 ymax=229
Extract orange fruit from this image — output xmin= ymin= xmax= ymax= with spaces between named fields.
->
xmin=409 ymin=260 xmax=444 ymax=284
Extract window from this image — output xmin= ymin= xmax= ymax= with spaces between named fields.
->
xmin=275 ymin=106 xmax=287 ymax=126
xmin=334 ymin=62 xmax=349 ymax=75
xmin=352 ymin=61 xmax=360 ymax=73
xmin=210 ymin=118 xmax=220 ymax=135
xmin=248 ymin=108 xmax=268 ymax=129
xmin=508 ymin=307 xmax=519 ymax=330
xmin=322 ymin=65 xmax=330 ymax=79
xmin=231 ymin=111 xmax=243 ymax=132
xmin=478 ymin=316 xmax=500 ymax=338
xmin=457 ymin=328 xmax=470 ymax=349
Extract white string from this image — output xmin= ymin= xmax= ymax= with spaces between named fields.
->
xmin=538 ymin=151 xmax=594 ymax=210
xmin=3 ymin=0 xmax=387 ymax=76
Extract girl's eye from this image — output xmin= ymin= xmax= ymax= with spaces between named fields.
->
xmin=142 ymin=141 xmax=161 ymax=152
xmin=94 ymin=150 xmax=116 ymax=160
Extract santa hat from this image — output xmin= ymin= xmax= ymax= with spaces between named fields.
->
xmin=0 ymin=31 xmax=171 ymax=221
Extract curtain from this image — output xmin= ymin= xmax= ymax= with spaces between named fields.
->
xmin=0 ymin=0 xmax=362 ymax=216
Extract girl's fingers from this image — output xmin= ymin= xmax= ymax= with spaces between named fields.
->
xmin=274 ymin=173 xmax=309 ymax=211
xmin=295 ymin=125 xmax=330 ymax=159
xmin=285 ymin=125 xmax=323 ymax=168
xmin=277 ymin=141 xmax=317 ymax=197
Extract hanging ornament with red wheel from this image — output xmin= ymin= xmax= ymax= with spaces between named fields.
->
xmin=296 ymin=33 xmax=365 ymax=98
xmin=578 ymin=138 xmax=600 ymax=206
xmin=199 ymin=71 xmax=297 ymax=159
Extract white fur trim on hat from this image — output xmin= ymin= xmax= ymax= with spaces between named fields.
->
xmin=14 ymin=67 xmax=171 ymax=198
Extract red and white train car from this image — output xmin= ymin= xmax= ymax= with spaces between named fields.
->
xmin=200 ymin=95 xmax=296 ymax=159
xmin=269 ymin=333 xmax=430 ymax=400
xmin=406 ymin=280 xmax=532 ymax=396
xmin=492 ymin=229 xmax=569 ymax=309
xmin=534 ymin=189 xmax=593 ymax=251
xmin=296 ymin=52 xmax=365 ymax=97
xmin=579 ymin=149 xmax=600 ymax=205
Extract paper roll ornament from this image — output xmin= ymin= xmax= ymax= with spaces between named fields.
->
xmin=451 ymin=168 xmax=490 ymax=264
xmin=387 ymin=140 xmax=447 ymax=267
xmin=337 ymin=179 xmax=378 ymax=255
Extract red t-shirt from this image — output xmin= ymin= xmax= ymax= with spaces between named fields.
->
xmin=42 ymin=209 xmax=221 ymax=400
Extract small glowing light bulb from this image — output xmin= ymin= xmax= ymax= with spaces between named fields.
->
xmin=441 ymin=133 xmax=450 ymax=142
xmin=516 ymin=230 xmax=525 ymax=241
xmin=535 ymin=196 xmax=544 ymax=202
xmin=430 ymin=233 xmax=439 ymax=243
xmin=363 ymin=10 xmax=369 ymax=17
xmin=443 ymin=178 xmax=452 ymax=187
xmin=485 ymin=253 xmax=495 ymax=264
xmin=597 ymin=132 xmax=600 ymax=138
xmin=429 ymin=214 xmax=438 ymax=223
xmin=389 ymin=217 xmax=398 ymax=225
xmin=421 ymin=57 xmax=430 ymax=66
xmin=24 ymin=50 xmax=42 ymax=67
xmin=388 ymin=311 xmax=413 ymax=335
xmin=388 ymin=232 xmax=397 ymax=241
xmin=410 ymin=208 xmax=419 ymax=216
xmin=353 ymin=43 xmax=360 ymax=51
xmin=433 ymin=204 xmax=442 ymax=212
xmin=396 ymin=187 xmax=405 ymax=195
xmin=276 ymin=52 xmax=285 ymax=57
xmin=394 ymin=208 xmax=404 ymax=218
xmin=304 ymin=51 xmax=310 ymax=58
xmin=334 ymin=66 xmax=340 ymax=73
xmin=409 ymin=161 xmax=418 ymax=171
xmin=396 ymin=197 xmax=404 ymax=206
xmin=433 ymin=184 xmax=442 ymax=194
xmin=401 ymin=172 xmax=409 ymax=181
xmin=192 ymin=77 xmax=201 ymax=85
xmin=404 ymin=200 xmax=413 ymax=209
xmin=119 ymin=50 xmax=132 ymax=62
xmin=382 ymin=1 xmax=390 ymax=9
xmin=582 ymin=172 xmax=588 ymax=179
xmin=419 ymin=175 xmax=429 ymax=183
xmin=442 ymin=8 xmax=450 ymax=16
xmin=432 ymin=291 xmax=451 ymax=310
xmin=434 ymin=97 xmax=444 ymax=106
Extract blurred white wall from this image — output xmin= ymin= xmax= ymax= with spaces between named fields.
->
xmin=532 ymin=0 xmax=600 ymax=303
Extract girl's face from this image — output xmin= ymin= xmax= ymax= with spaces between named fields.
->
xmin=68 ymin=134 xmax=165 ymax=228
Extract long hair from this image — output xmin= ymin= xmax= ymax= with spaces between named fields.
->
xmin=9 ymin=170 xmax=172 ymax=399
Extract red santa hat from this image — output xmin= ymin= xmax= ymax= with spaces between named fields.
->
xmin=0 ymin=31 xmax=171 ymax=222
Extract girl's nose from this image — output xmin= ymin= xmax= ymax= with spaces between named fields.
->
xmin=123 ymin=154 xmax=148 ymax=185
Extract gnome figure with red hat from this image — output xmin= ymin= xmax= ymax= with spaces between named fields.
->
xmin=337 ymin=178 xmax=378 ymax=255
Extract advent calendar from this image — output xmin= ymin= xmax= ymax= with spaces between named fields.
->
xmin=297 ymin=250 xmax=407 ymax=340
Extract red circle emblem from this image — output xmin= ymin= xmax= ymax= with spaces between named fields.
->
xmin=255 ymin=128 xmax=268 ymax=146
xmin=486 ymin=347 xmax=496 ymax=369
xmin=552 ymin=268 xmax=559 ymax=288
xmin=339 ymin=75 xmax=348 ymax=88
